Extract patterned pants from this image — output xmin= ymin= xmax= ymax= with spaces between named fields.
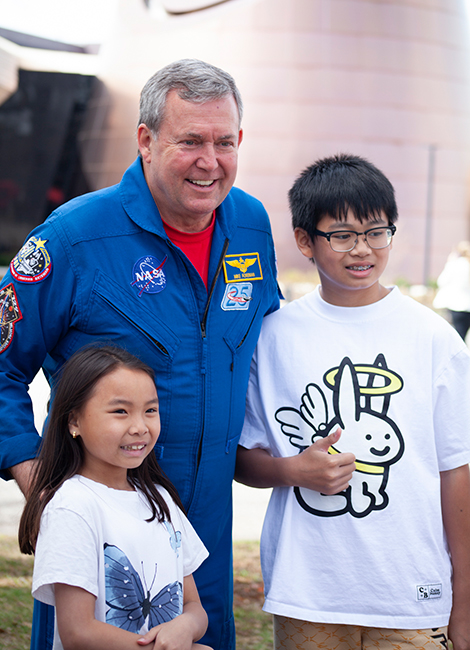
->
xmin=273 ymin=616 xmax=449 ymax=650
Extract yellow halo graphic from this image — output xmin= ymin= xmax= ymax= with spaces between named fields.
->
xmin=324 ymin=365 xmax=403 ymax=396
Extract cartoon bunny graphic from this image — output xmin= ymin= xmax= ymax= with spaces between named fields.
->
xmin=275 ymin=354 xmax=404 ymax=517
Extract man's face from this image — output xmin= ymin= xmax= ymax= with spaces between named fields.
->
xmin=138 ymin=90 xmax=243 ymax=232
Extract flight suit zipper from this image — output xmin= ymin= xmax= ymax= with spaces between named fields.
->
xmin=196 ymin=239 xmax=230 ymax=468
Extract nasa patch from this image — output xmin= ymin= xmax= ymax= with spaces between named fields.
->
xmin=131 ymin=255 xmax=168 ymax=297
xmin=221 ymin=282 xmax=253 ymax=311
xmin=0 ymin=284 xmax=23 ymax=354
xmin=10 ymin=236 xmax=52 ymax=283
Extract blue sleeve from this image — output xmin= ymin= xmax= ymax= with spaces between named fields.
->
xmin=265 ymin=218 xmax=283 ymax=316
xmin=0 ymin=218 xmax=78 ymax=477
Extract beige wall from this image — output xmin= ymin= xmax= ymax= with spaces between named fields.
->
xmin=0 ymin=38 xmax=18 ymax=105
xmin=79 ymin=0 xmax=470 ymax=284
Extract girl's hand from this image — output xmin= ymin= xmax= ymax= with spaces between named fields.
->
xmin=137 ymin=617 xmax=193 ymax=650
xmin=138 ymin=627 xmax=212 ymax=650
xmin=138 ymin=574 xmax=209 ymax=650
xmin=137 ymin=627 xmax=157 ymax=646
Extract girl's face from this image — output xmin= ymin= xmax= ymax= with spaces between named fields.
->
xmin=69 ymin=367 xmax=161 ymax=491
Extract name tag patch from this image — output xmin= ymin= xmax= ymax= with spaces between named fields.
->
xmin=0 ymin=284 xmax=23 ymax=354
xmin=131 ymin=255 xmax=167 ymax=297
xmin=221 ymin=282 xmax=253 ymax=311
xmin=223 ymin=253 xmax=262 ymax=283
xmin=417 ymin=584 xmax=442 ymax=601
xmin=10 ymin=237 xmax=52 ymax=283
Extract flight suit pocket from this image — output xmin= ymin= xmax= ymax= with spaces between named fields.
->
xmin=89 ymin=270 xmax=181 ymax=440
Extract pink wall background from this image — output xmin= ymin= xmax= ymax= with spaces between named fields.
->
xmin=78 ymin=0 xmax=470 ymax=284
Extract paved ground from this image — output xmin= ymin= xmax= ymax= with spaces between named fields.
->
xmin=0 ymin=372 xmax=271 ymax=540
xmin=0 ymin=473 xmax=271 ymax=540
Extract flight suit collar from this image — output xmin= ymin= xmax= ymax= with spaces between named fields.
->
xmin=120 ymin=158 xmax=238 ymax=241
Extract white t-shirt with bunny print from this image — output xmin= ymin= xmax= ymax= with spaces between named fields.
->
xmin=240 ymin=286 xmax=470 ymax=629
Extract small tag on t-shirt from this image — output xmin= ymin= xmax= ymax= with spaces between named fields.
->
xmin=416 ymin=583 xmax=442 ymax=601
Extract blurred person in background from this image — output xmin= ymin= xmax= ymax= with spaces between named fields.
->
xmin=433 ymin=241 xmax=470 ymax=342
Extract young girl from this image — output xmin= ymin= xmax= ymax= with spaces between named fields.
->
xmin=19 ymin=345 xmax=211 ymax=650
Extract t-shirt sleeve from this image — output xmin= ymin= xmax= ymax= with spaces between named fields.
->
xmin=171 ymin=506 xmax=208 ymax=577
xmin=434 ymin=346 xmax=470 ymax=471
xmin=239 ymin=351 xmax=272 ymax=451
xmin=32 ymin=505 xmax=99 ymax=606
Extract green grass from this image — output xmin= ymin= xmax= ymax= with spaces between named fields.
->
xmin=0 ymin=536 xmax=271 ymax=650
xmin=233 ymin=541 xmax=273 ymax=650
xmin=0 ymin=536 xmax=34 ymax=649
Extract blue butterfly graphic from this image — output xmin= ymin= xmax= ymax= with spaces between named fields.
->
xmin=164 ymin=521 xmax=182 ymax=557
xmin=104 ymin=543 xmax=183 ymax=632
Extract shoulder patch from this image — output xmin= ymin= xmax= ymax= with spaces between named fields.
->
xmin=0 ymin=284 xmax=23 ymax=353
xmin=10 ymin=237 xmax=52 ymax=283
xmin=223 ymin=253 xmax=263 ymax=283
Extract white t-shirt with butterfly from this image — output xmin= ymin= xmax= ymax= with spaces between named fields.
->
xmin=33 ymin=475 xmax=208 ymax=650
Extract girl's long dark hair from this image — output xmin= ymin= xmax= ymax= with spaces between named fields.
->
xmin=19 ymin=345 xmax=184 ymax=555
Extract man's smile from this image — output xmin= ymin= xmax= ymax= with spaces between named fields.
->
xmin=187 ymin=179 xmax=216 ymax=187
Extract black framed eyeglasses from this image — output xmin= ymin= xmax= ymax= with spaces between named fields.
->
xmin=313 ymin=225 xmax=396 ymax=252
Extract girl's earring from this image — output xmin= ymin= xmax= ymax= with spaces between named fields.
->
xmin=72 ymin=431 xmax=77 ymax=439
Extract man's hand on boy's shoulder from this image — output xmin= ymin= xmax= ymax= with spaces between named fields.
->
xmin=235 ymin=429 xmax=356 ymax=494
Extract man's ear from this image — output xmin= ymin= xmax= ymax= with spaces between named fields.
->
xmin=294 ymin=228 xmax=315 ymax=260
xmin=137 ymin=124 xmax=154 ymax=163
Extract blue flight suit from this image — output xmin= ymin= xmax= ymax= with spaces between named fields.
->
xmin=0 ymin=158 xmax=280 ymax=650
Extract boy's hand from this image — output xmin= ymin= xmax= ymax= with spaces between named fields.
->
xmin=235 ymin=429 xmax=355 ymax=492
xmin=290 ymin=429 xmax=355 ymax=494
xmin=448 ymin=604 xmax=470 ymax=650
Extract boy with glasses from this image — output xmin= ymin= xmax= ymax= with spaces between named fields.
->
xmin=235 ymin=154 xmax=470 ymax=650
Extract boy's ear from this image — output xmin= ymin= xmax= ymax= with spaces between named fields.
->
xmin=294 ymin=228 xmax=315 ymax=260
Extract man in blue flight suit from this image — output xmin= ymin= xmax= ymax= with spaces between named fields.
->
xmin=0 ymin=59 xmax=280 ymax=650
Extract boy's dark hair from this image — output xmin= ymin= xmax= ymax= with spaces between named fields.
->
xmin=289 ymin=153 xmax=398 ymax=241
xmin=19 ymin=345 xmax=184 ymax=555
